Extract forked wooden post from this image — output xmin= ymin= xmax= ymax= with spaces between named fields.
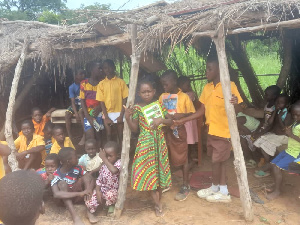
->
xmin=213 ymin=24 xmax=253 ymax=221
xmin=4 ymin=37 xmax=29 ymax=172
xmin=114 ymin=24 xmax=141 ymax=218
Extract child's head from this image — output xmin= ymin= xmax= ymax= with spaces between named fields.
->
xmin=75 ymin=69 xmax=85 ymax=84
xmin=0 ymin=170 xmax=44 ymax=225
xmin=52 ymin=125 xmax=65 ymax=144
xmin=31 ymin=107 xmax=43 ymax=124
xmin=291 ymin=103 xmax=300 ymax=123
xmin=58 ymin=147 xmax=78 ymax=167
xmin=160 ymin=70 xmax=178 ymax=93
xmin=45 ymin=153 xmax=59 ymax=176
xmin=90 ymin=61 xmax=103 ymax=78
xmin=43 ymin=122 xmax=54 ymax=140
xmin=104 ymin=141 xmax=119 ymax=164
xmin=264 ymin=85 xmax=281 ymax=102
xmin=85 ymin=139 xmax=97 ymax=158
xmin=103 ymin=59 xmax=116 ymax=77
xmin=178 ymin=76 xmax=191 ymax=93
xmin=275 ymin=93 xmax=289 ymax=110
xmin=137 ymin=79 xmax=156 ymax=104
xmin=205 ymin=55 xmax=219 ymax=82
xmin=21 ymin=120 xmax=34 ymax=138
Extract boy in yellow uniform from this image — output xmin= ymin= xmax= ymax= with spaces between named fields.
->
xmin=176 ymin=56 xmax=242 ymax=203
xmin=159 ymin=70 xmax=195 ymax=201
xmin=50 ymin=125 xmax=75 ymax=154
xmin=96 ymin=59 xmax=128 ymax=143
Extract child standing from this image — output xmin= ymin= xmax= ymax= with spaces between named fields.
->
xmin=125 ymin=79 xmax=173 ymax=216
xmin=65 ymin=69 xmax=85 ymax=144
xmin=266 ymin=103 xmax=300 ymax=200
xmin=51 ymin=147 xmax=93 ymax=225
xmin=80 ymin=61 xmax=104 ymax=141
xmin=159 ymin=70 xmax=195 ymax=201
xmin=85 ymin=141 xmax=121 ymax=222
xmin=37 ymin=153 xmax=59 ymax=187
xmin=96 ymin=59 xmax=128 ymax=143
xmin=78 ymin=139 xmax=102 ymax=175
xmin=50 ymin=125 xmax=75 ymax=154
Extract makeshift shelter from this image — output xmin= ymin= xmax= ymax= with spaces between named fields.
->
xmin=2 ymin=0 xmax=300 ymax=221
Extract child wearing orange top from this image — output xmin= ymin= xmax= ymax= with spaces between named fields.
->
xmin=50 ymin=125 xmax=75 ymax=154
xmin=96 ymin=59 xmax=129 ymax=143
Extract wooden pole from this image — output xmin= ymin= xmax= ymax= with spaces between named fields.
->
xmin=277 ymin=36 xmax=292 ymax=89
xmin=4 ymin=38 xmax=29 ymax=172
xmin=212 ymin=24 xmax=253 ymax=222
xmin=114 ymin=24 xmax=141 ymax=218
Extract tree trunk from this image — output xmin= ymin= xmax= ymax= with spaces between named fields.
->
xmin=4 ymin=38 xmax=29 ymax=172
xmin=114 ymin=24 xmax=141 ymax=218
xmin=213 ymin=24 xmax=253 ymax=222
xmin=277 ymin=36 xmax=292 ymax=89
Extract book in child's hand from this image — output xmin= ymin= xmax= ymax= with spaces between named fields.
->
xmin=161 ymin=94 xmax=178 ymax=114
xmin=142 ymin=102 xmax=164 ymax=128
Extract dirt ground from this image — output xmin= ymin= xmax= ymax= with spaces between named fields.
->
xmin=36 ymin=152 xmax=300 ymax=225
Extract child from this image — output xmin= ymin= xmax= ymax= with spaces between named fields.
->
xmin=124 ymin=79 xmax=173 ymax=216
xmin=266 ymin=103 xmax=300 ymax=200
xmin=85 ymin=141 xmax=121 ymax=222
xmin=0 ymin=170 xmax=45 ymax=225
xmin=14 ymin=120 xmax=46 ymax=170
xmin=50 ymin=125 xmax=75 ymax=154
xmin=78 ymin=139 xmax=102 ymax=175
xmin=37 ymin=153 xmax=59 ymax=187
xmin=65 ymin=69 xmax=85 ymax=144
xmin=43 ymin=122 xmax=54 ymax=156
xmin=175 ymin=55 xmax=242 ymax=203
xmin=96 ymin=59 xmax=129 ymax=143
xmin=80 ymin=61 xmax=104 ymax=141
xmin=159 ymin=70 xmax=195 ymax=201
xmin=0 ymin=141 xmax=10 ymax=179
xmin=51 ymin=147 xmax=93 ymax=225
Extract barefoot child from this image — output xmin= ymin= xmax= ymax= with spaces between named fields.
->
xmin=37 ymin=153 xmax=59 ymax=187
xmin=266 ymin=103 xmax=300 ymax=200
xmin=160 ymin=70 xmax=195 ymax=201
xmin=65 ymin=69 xmax=85 ymax=144
xmin=51 ymin=147 xmax=93 ymax=225
xmin=85 ymin=141 xmax=121 ymax=222
xmin=96 ymin=59 xmax=128 ymax=143
xmin=50 ymin=125 xmax=75 ymax=154
xmin=0 ymin=170 xmax=45 ymax=225
xmin=78 ymin=139 xmax=102 ymax=175
xmin=125 ymin=79 xmax=172 ymax=215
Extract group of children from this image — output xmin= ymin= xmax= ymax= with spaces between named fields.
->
xmin=1 ymin=55 xmax=300 ymax=225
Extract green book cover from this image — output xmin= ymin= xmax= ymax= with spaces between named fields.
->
xmin=141 ymin=101 xmax=164 ymax=128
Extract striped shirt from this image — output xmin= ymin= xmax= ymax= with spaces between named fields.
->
xmin=51 ymin=165 xmax=86 ymax=188
xmin=79 ymin=79 xmax=100 ymax=113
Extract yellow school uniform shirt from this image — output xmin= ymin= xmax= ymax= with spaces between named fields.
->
xmin=14 ymin=134 xmax=46 ymax=164
xmin=200 ymin=81 xmax=243 ymax=138
xmin=96 ymin=76 xmax=129 ymax=113
xmin=50 ymin=137 xmax=75 ymax=154
xmin=19 ymin=114 xmax=50 ymax=137
xmin=159 ymin=90 xmax=196 ymax=114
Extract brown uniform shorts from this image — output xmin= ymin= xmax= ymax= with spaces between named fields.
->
xmin=207 ymin=134 xmax=232 ymax=163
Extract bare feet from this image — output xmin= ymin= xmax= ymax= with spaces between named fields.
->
xmin=155 ymin=203 xmax=164 ymax=217
xmin=87 ymin=210 xmax=99 ymax=224
xmin=266 ymin=190 xmax=281 ymax=200
xmin=73 ymin=216 xmax=84 ymax=225
xmin=78 ymin=136 xmax=85 ymax=146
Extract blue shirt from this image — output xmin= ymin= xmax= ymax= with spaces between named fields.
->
xmin=69 ymin=83 xmax=81 ymax=106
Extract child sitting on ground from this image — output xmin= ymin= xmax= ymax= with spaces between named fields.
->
xmin=14 ymin=120 xmax=46 ymax=170
xmin=85 ymin=141 xmax=121 ymax=223
xmin=254 ymin=94 xmax=292 ymax=177
xmin=37 ymin=153 xmax=59 ymax=187
xmin=50 ymin=125 xmax=75 ymax=154
xmin=78 ymin=139 xmax=102 ymax=175
xmin=160 ymin=70 xmax=195 ymax=201
xmin=65 ymin=69 xmax=85 ymax=144
xmin=51 ymin=147 xmax=93 ymax=225
xmin=0 ymin=170 xmax=45 ymax=225
xmin=96 ymin=59 xmax=129 ymax=143
xmin=266 ymin=103 xmax=300 ymax=200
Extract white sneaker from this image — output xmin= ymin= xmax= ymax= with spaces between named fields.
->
xmin=206 ymin=192 xmax=232 ymax=203
xmin=197 ymin=187 xmax=217 ymax=199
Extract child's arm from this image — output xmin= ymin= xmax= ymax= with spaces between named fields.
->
xmin=89 ymin=163 xmax=103 ymax=175
xmin=236 ymin=116 xmax=251 ymax=135
xmin=0 ymin=143 xmax=11 ymax=157
xmin=101 ymin=102 xmax=114 ymax=125
xmin=174 ymin=104 xmax=205 ymax=126
xmin=124 ymin=105 xmax=138 ymax=133
xmin=172 ymin=112 xmax=193 ymax=120
xmin=52 ymin=184 xmax=89 ymax=199
xmin=70 ymin=98 xmax=80 ymax=122
xmin=15 ymin=145 xmax=45 ymax=160
xmin=152 ymin=117 xmax=173 ymax=129
xmin=95 ymin=185 xmax=103 ymax=204
xmin=116 ymin=98 xmax=127 ymax=123
xmin=286 ymin=127 xmax=300 ymax=143
xmin=45 ymin=108 xmax=56 ymax=118
xmin=267 ymin=110 xmax=277 ymax=126
xmin=99 ymin=149 xmax=119 ymax=174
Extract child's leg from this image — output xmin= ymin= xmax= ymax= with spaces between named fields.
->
xmin=212 ymin=162 xmax=221 ymax=186
xmin=266 ymin=164 xmax=282 ymax=200
xmin=150 ymin=189 xmax=163 ymax=217
xmin=57 ymin=181 xmax=84 ymax=225
xmin=117 ymin=123 xmax=124 ymax=144
xmin=182 ymin=159 xmax=189 ymax=186
xmin=78 ymin=109 xmax=85 ymax=145
xmin=65 ymin=111 xmax=73 ymax=140
xmin=261 ymin=148 xmax=271 ymax=162
xmin=23 ymin=152 xmax=42 ymax=170
xmin=104 ymin=121 xmax=112 ymax=141
xmin=85 ymin=190 xmax=99 ymax=223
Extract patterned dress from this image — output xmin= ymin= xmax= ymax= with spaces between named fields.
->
xmin=131 ymin=101 xmax=172 ymax=191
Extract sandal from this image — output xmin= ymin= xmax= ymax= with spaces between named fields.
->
xmin=107 ymin=205 xmax=115 ymax=217
xmin=155 ymin=205 xmax=164 ymax=217
xmin=254 ymin=170 xmax=270 ymax=178
xmin=246 ymin=159 xmax=257 ymax=169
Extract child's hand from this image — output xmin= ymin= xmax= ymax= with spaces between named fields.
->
xmin=151 ymin=118 xmax=162 ymax=130
xmin=173 ymin=119 xmax=184 ymax=126
xmin=124 ymin=105 xmax=134 ymax=119
xmin=15 ymin=152 xmax=26 ymax=160
xmin=48 ymin=174 xmax=54 ymax=181
xmin=173 ymin=113 xmax=184 ymax=120
xmin=99 ymin=148 xmax=106 ymax=160
xmin=96 ymin=191 xmax=103 ymax=204
xmin=46 ymin=107 xmax=56 ymax=117
xmin=230 ymin=94 xmax=238 ymax=105
xmin=104 ymin=117 xmax=114 ymax=126
xmin=285 ymin=127 xmax=293 ymax=137
xmin=116 ymin=116 xmax=123 ymax=124
xmin=92 ymin=108 xmax=101 ymax=117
